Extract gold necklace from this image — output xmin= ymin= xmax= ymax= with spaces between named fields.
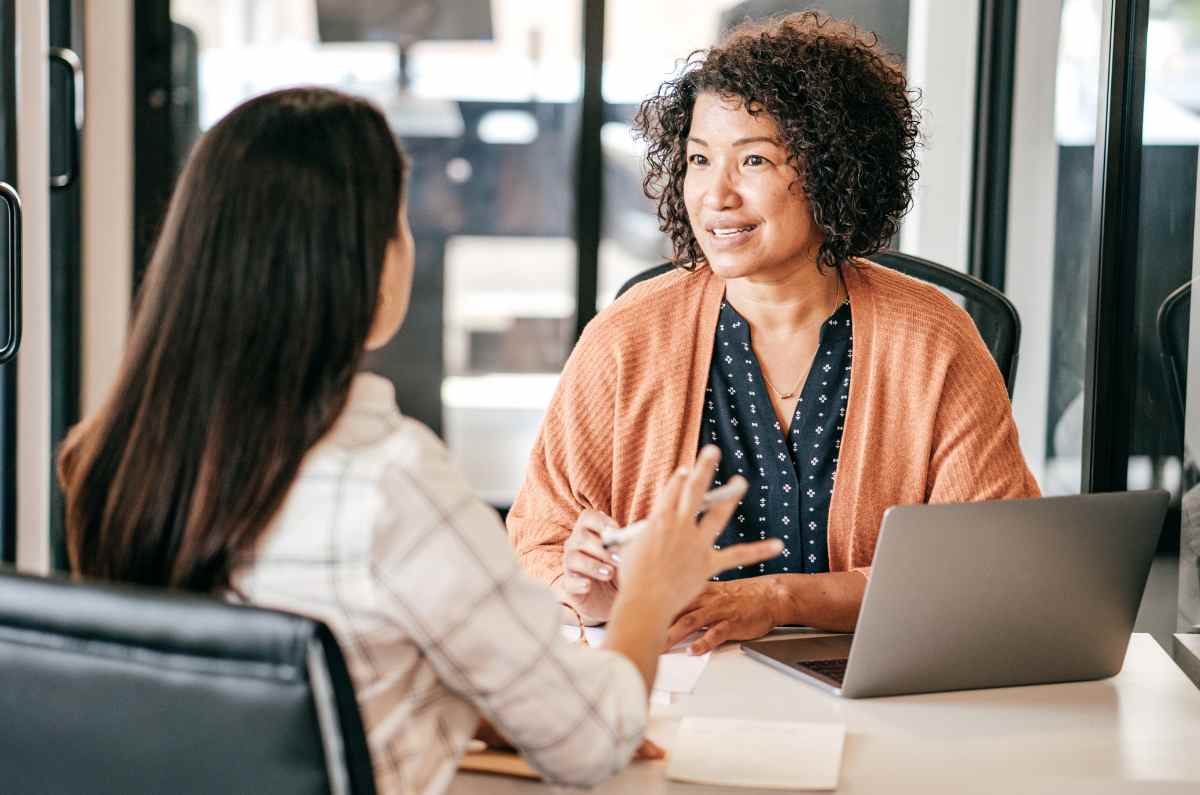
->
xmin=758 ymin=277 xmax=843 ymax=400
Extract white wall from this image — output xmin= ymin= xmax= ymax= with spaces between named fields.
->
xmin=1002 ymin=0 xmax=1063 ymax=491
xmin=82 ymin=0 xmax=132 ymax=416
xmin=900 ymin=0 xmax=980 ymax=271
xmin=15 ymin=0 xmax=50 ymax=573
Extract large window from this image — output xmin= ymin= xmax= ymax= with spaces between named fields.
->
xmin=139 ymin=1 xmax=1193 ymax=589
xmin=168 ymin=0 xmax=582 ymax=505
xmin=159 ymin=0 xmax=984 ymax=506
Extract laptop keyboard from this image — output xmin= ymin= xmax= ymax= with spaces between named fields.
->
xmin=797 ymin=658 xmax=849 ymax=685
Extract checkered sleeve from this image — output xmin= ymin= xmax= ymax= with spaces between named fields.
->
xmin=368 ymin=420 xmax=648 ymax=787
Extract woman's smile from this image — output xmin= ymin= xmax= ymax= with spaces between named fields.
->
xmin=706 ymin=222 xmax=760 ymax=247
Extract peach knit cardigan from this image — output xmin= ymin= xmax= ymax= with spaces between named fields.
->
xmin=507 ymin=260 xmax=1040 ymax=585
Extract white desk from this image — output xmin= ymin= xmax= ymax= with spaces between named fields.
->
xmin=449 ymin=634 xmax=1200 ymax=794
xmin=1176 ymin=633 xmax=1200 ymax=688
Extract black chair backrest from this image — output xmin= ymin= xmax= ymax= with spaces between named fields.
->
xmin=1158 ymin=280 xmax=1191 ymax=436
xmin=615 ymin=251 xmax=1022 ymax=396
xmin=0 ymin=568 xmax=376 ymax=795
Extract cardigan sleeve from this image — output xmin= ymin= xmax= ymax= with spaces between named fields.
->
xmin=849 ymin=312 xmax=1039 ymax=581
xmin=925 ymin=321 xmax=1041 ymax=506
xmin=507 ymin=320 xmax=620 ymax=587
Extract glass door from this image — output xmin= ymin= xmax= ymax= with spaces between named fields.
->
xmin=0 ymin=0 xmax=21 ymax=564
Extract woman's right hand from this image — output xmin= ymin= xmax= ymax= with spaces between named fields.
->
xmin=559 ymin=510 xmax=621 ymax=624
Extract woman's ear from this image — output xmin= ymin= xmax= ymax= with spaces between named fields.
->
xmin=365 ymin=217 xmax=415 ymax=351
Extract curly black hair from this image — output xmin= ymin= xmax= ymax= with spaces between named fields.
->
xmin=633 ymin=11 xmax=921 ymax=272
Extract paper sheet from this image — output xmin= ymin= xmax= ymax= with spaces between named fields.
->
xmin=667 ymin=717 xmax=845 ymax=790
xmin=653 ymin=648 xmax=711 ymax=694
xmin=559 ymin=624 xmax=712 ymax=696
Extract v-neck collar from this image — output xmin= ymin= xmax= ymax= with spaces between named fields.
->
xmin=717 ymin=297 xmax=851 ymax=436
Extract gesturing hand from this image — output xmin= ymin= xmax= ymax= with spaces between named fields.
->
xmin=666 ymin=578 xmax=781 ymax=656
xmin=615 ymin=447 xmax=783 ymax=623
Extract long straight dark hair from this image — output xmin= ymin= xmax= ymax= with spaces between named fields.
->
xmin=60 ymin=87 xmax=407 ymax=592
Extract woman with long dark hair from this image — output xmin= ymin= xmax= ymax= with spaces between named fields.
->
xmin=59 ymin=87 xmax=779 ymax=794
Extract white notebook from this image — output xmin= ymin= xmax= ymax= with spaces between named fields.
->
xmin=666 ymin=717 xmax=845 ymax=790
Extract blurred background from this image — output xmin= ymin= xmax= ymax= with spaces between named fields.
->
xmin=137 ymin=0 xmax=1198 ymax=508
xmin=1 ymin=0 xmax=1197 ymax=643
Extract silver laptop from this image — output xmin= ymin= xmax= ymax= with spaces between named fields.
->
xmin=742 ymin=491 xmax=1169 ymax=698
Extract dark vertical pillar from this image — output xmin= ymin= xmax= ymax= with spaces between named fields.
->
xmin=574 ymin=0 xmax=604 ymax=336
xmin=132 ymin=0 xmax=175 ymax=292
xmin=48 ymin=0 xmax=83 ymax=570
xmin=1082 ymin=0 xmax=1150 ymax=493
xmin=968 ymin=0 xmax=1018 ymax=289
xmin=0 ymin=0 xmax=17 ymax=565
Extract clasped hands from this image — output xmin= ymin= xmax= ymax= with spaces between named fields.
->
xmin=560 ymin=510 xmax=782 ymax=656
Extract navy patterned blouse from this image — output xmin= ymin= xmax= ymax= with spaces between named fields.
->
xmin=701 ymin=295 xmax=853 ymax=580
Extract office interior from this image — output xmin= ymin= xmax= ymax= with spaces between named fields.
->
xmin=0 ymin=0 xmax=1198 ymax=791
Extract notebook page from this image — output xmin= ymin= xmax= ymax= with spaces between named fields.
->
xmin=667 ymin=717 xmax=845 ymax=790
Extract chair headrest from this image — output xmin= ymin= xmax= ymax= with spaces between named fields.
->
xmin=0 ymin=567 xmax=315 ymax=669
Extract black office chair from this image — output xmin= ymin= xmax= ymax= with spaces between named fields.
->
xmin=615 ymin=251 xmax=1022 ymax=396
xmin=1157 ymin=280 xmax=1191 ymax=437
xmin=0 ymin=568 xmax=376 ymax=795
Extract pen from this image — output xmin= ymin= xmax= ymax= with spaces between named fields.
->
xmin=600 ymin=480 xmax=746 ymax=549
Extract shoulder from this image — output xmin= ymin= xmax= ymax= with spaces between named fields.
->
xmin=576 ymin=265 xmax=713 ymax=355
xmin=370 ymin=417 xmax=479 ymax=514
xmin=850 ymin=259 xmax=984 ymax=354
xmin=307 ymin=383 xmax=479 ymax=515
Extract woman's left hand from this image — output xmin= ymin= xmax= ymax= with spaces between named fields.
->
xmin=665 ymin=578 xmax=782 ymax=655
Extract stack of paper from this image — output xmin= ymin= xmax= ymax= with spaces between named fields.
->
xmin=559 ymin=624 xmax=712 ymax=702
xmin=667 ymin=718 xmax=846 ymax=790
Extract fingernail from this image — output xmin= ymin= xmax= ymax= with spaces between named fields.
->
xmin=566 ymin=579 xmax=591 ymax=594
xmin=676 ymin=466 xmax=689 ymax=476
xmin=597 ymin=566 xmax=612 ymax=579
xmin=610 ymin=552 xmax=622 ymax=564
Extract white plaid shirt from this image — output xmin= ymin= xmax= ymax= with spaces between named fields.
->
xmin=233 ymin=373 xmax=646 ymax=794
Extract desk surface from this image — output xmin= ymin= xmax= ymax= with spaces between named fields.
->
xmin=449 ymin=634 xmax=1200 ymax=794
xmin=1176 ymin=633 xmax=1200 ymax=687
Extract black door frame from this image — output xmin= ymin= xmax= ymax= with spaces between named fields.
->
xmin=968 ymin=0 xmax=1018 ymax=291
xmin=132 ymin=0 xmax=174 ymax=289
xmin=1081 ymin=0 xmax=1150 ymax=494
xmin=0 ymin=0 xmax=18 ymax=565
xmin=48 ymin=0 xmax=84 ymax=570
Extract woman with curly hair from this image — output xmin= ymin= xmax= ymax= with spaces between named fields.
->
xmin=508 ymin=12 xmax=1038 ymax=655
